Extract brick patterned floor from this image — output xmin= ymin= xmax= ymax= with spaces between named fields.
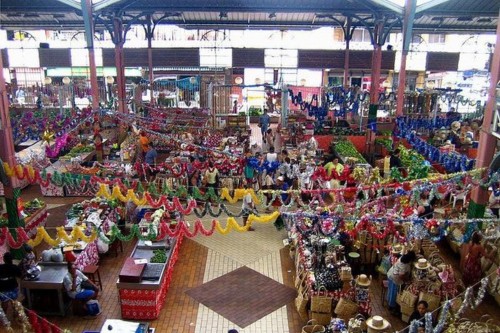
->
xmin=186 ymin=266 xmax=297 ymax=328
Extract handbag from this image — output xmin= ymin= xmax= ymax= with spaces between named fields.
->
xmin=334 ymin=297 xmax=358 ymax=317
xmin=302 ymin=320 xmax=326 ymax=333
xmin=310 ymin=311 xmax=332 ymax=326
xmin=398 ymin=289 xmax=418 ymax=307
xmin=295 ymin=283 xmax=310 ymax=321
xmin=419 ymin=287 xmax=441 ymax=311
xmin=310 ymin=286 xmax=333 ymax=314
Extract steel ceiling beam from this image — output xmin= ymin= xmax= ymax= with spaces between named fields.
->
xmin=93 ymin=0 xmax=127 ymax=12
xmin=415 ymin=0 xmax=452 ymax=14
xmin=53 ymin=0 xmax=81 ymax=10
xmin=366 ymin=0 xmax=403 ymax=14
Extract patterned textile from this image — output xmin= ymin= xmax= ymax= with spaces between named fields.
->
xmin=463 ymin=252 xmax=482 ymax=286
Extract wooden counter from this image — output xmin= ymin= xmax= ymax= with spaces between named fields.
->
xmin=117 ymin=236 xmax=183 ymax=320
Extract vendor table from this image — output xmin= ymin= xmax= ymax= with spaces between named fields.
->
xmin=21 ymin=264 xmax=71 ymax=316
xmin=117 ymin=236 xmax=183 ymax=320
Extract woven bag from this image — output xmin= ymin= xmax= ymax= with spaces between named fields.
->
xmin=334 ymin=297 xmax=358 ymax=317
xmin=419 ymin=288 xmax=441 ymax=311
xmin=397 ymin=289 xmax=418 ymax=307
xmin=295 ymin=284 xmax=310 ymax=321
xmin=311 ymin=286 xmax=333 ymax=314
xmin=302 ymin=320 xmax=326 ymax=333
xmin=310 ymin=311 xmax=332 ymax=326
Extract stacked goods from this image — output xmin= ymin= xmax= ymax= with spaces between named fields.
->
xmin=357 ymin=231 xmax=389 ymax=266
xmin=397 ymin=289 xmax=418 ymax=323
xmin=310 ymin=287 xmax=333 ymax=325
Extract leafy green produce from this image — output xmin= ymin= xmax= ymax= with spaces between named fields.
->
xmin=333 ymin=140 xmax=367 ymax=164
xmin=150 ymin=249 xmax=168 ymax=263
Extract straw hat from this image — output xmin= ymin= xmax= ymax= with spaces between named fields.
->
xmin=366 ymin=316 xmax=390 ymax=333
xmin=392 ymin=244 xmax=403 ymax=254
xmin=356 ymin=274 xmax=372 ymax=287
xmin=415 ymin=258 xmax=431 ymax=270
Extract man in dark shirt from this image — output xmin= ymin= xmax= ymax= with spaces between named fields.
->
xmin=389 ymin=149 xmax=403 ymax=169
xmin=0 ymin=252 xmax=22 ymax=313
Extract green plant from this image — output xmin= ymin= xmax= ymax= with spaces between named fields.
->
xmin=248 ymin=106 xmax=262 ymax=116
xmin=238 ymin=111 xmax=247 ymax=117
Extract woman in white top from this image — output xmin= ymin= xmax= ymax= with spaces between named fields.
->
xmin=386 ymin=251 xmax=416 ymax=312
xmin=266 ymin=146 xmax=278 ymax=163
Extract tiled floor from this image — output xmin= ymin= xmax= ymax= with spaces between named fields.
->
xmin=4 ymin=123 xmax=500 ymax=332
xmin=186 ymin=266 xmax=296 ymax=328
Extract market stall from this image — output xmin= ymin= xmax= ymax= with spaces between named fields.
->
xmin=117 ymin=236 xmax=182 ymax=320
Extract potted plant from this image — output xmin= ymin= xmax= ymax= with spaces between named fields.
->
xmin=248 ymin=107 xmax=262 ymax=123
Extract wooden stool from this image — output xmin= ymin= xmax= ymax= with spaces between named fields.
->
xmin=83 ymin=265 xmax=102 ymax=291
xmin=381 ymin=279 xmax=389 ymax=307
xmin=109 ymin=239 xmax=124 ymax=257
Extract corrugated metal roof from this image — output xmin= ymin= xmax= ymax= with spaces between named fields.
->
xmin=0 ymin=0 xmax=497 ymax=32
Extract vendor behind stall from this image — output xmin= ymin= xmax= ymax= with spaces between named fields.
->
xmin=387 ymin=250 xmax=416 ymax=313
xmin=408 ymin=300 xmax=430 ymax=328
xmin=94 ymin=131 xmax=104 ymax=163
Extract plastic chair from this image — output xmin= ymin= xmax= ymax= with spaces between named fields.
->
xmin=450 ymin=189 xmax=470 ymax=209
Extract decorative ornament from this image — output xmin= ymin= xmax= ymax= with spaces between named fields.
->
xmin=41 ymin=129 xmax=55 ymax=145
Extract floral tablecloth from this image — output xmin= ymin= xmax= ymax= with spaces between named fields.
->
xmin=73 ymin=241 xmax=99 ymax=271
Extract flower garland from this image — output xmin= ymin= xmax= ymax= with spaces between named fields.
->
xmin=0 ymin=306 xmax=13 ymax=333
xmin=12 ymin=301 xmax=31 ymax=333
xmin=0 ymin=226 xmax=97 ymax=249
xmin=98 ymin=211 xmax=280 ymax=242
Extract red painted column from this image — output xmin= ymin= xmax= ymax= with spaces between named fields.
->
xmin=468 ymin=9 xmax=500 ymax=218
xmin=395 ymin=53 xmax=407 ymax=116
xmin=83 ymin=0 xmax=99 ymax=110
xmin=114 ymin=44 xmax=126 ymax=113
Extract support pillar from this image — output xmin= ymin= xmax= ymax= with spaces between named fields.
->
xmin=113 ymin=18 xmax=126 ymax=113
xmin=146 ymin=15 xmax=154 ymax=106
xmin=343 ymin=17 xmax=352 ymax=88
xmin=368 ymin=22 xmax=383 ymax=133
xmin=396 ymin=0 xmax=417 ymax=116
xmin=82 ymin=0 xmax=99 ymax=110
xmin=0 ymin=50 xmax=23 ymax=258
xmin=467 ymin=9 xmax=500 ymax=218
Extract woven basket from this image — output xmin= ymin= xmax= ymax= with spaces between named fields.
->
xmin=311 ymin=287 xmax=333 ymax=314
xmin=334 ymin=297 xmax=358 ymax=317
xmin=302 ymin=320 xmax=326 ymax=333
